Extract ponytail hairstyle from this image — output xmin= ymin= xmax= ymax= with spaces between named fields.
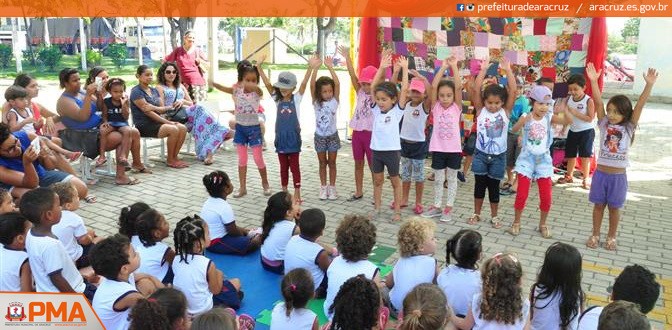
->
xmin=236 ymin=60 xmax=259 ymax=83
xmin=118 ymin=202 xmax=150 ymax=238
xmin=532 ymin=242 xmax=584 ymax=330
xmin=329 ymin=275 xmax=380 ymax=330
xmin=173 ymin=215 xmax=207 ymax=263
xmin=261 ymin=191 xmax=293 ymax=242
xmin=400 ymin=284 xmax=451 ymax=330
xmin=129 ymin=288 xmax=187 ymax=330
xmin=446 ymin=229 xmax=482 ymax=270
xmin=202 ymin=171 xmax=232 ymax=199
xmin=136 ymin=208 xmax=166 ymax=247
xmin=191 ymin=308 xmax=237 ymax=330
xmin=480 ymin=253 xmax=524 ymax=324
xmin=281 ymin=268 xmax=314 ymax=317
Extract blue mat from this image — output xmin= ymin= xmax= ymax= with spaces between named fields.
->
xmin=205 ymin=249 xmax=282 ymax=320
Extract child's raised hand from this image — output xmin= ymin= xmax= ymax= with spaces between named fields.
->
xmin=337 ymin=45 xmax=350 ymax=59
xmin=499 ymin=58 xmax=512 ymax=72
xmin=308 ymin=54 xmax=322 ymax=69
xmin=409 ymin=69 xmax=423 ymax=79
xmin=121 ymin=94 xmax=129 ymax=105
xmin=257 ymin=54 xmax=267 ymax=66
xmin=380 ymin=51 xmax=393 ymax=69
xmin=479 ymin=55 xmax=491 ymax=71
xmin=324 ymin=56 xmax=335 ymax=68
xmin=444 ymin=55 xmax=458 ymax=68
xmin=643 ymin=68 xmax=659 ymax=85
xmin=397 ymin=56 xmax=409 ymax=69
xmin=585 ymin=63 xmax=601 ymax=81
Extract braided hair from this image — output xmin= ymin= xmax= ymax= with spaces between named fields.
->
xmin=173 ymin=215 xmax=207 ymax=263
xmin=202 ymin=171 xmax=232 ymax=199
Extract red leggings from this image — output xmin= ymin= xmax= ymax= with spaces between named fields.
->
xmin=278 ymin=153 xmax=301 ymax=188
xmin=514 ymin=175 xmax=552 ymax=212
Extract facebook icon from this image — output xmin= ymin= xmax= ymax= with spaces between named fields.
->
xmin=457 ymin=3 xmax=465 ymax=11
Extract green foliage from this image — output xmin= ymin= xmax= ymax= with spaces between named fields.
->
xmin=78 ymin=49 xmax=103 ymax=67
xmin=302 ymin=44 xmax=316 ymax=55
xmin=106 ymin=43 xmax=128 ymax=69
xmin=621 ymin=18 xmax=640 ymax=38
xmin=608 ymin=35 xmax=637 ymax=55
xmin=36 ymin=45 xmax=63 ymax=71
xmin=219 ymin=18 xmax=285 ymax=39
xmin=0 ymin=44 xmax=13 ymax=69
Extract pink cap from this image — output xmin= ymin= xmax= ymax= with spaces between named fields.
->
xmin=529 ymin=85 xmax=553 ymax=103
xmin=359 ymin=66 xmax=377 ymax=84
xmin=409 ymin=78 xmax=426 ymax=93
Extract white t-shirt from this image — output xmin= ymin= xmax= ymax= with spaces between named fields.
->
xmin=284 ymin=235 xmax=326 ymax=290
xmin=172 ymin=254 xmax=213 ymax=315
xmin=567 ymin=94 xmax=594 ymax=132
xmin=530 ymin=286 xmax=579 ymax=330
xmin=324 ymin=256 xmax=379 ymax=319
xmin=260 ymin=220 xmax=296 ymax=262
xmin=314 ymin=98 xmax=339 ymax=136
xmin=26 ymin=230 xmax=85 ymax=293
xmin=596 ymin=117 xmax=634 ymax=168
xmin=200 ymin=197 xmax=235 ymax=239
xmin=472 ymin=293 xmax=530 ymax=330
xmin=270 ymin=303 xmax=317 ymax=330
xmin=476 ymin=108 xmax=509 ymax=155
xmin=92 ymin=277 xmax=138 ymax=330
xmin=370 ymin=104 xmax=404 ymax=151
xmin=523 ymin=112 xmax=552 ymax=155
xmin=576 ymin=306 xmax=601 ymax=330
xmin=0 ymin=246 xmax=29 ymax=291
xmin=389 ymin=255 xmax=436 ymax=311
xmin=135 ymin=241 xmax=171 ymax=282
xmin=437 ymin=265 xmax=482 ymax=317
xmin=52 ymin=210 xmax=87 ymax=262
xmin=399 ymin=101 xmax=428 ymax=142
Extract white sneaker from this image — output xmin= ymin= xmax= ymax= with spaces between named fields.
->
xmin=328 ymin=186 xmax=338 ymax=200
xmin=440 ymin=207 xmax=454 ymax=223
xmin=319 ymin=186 xmax=328 ymax=200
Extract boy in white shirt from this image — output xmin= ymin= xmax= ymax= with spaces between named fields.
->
xmin=20 ymin=187 xmax=96 ymax=301
xmin=0 ymin=212 xmax=33 ymax=292
xmin=51 ymin=182 xmax=100 ymax=269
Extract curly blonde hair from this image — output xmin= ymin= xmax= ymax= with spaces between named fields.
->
xmin=479 ymin=253 xmax=524 ymax=325
xmin=397 ymin=218 xmax=436 ymax=257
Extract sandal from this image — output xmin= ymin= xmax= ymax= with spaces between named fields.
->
xmin=84 ymin=195 xmax=97 ymax=204
xmin=95 ymin=157 xmax=107 ymax=167
xmin=116 ymin=177 xmax=141 ymax=186
xmin=132 ymin=167 xmax=153 ymax=174
xmin=537 ymin=225 xmax=552 ymax=238
xmin=581 ymin=179 xmax=590 ymax=190
xmin=392 ymin=212 xmax=402 ymax=222
xmin=605 ymin=236 xmax=617 ymax=251
xmin=501 ymin=182 xmax=512 ymax=190
xmin=586 ymin=235 xmax=600 ymax=249
xmin=263 ymin=186 xmax=272 ymax=196
xmin=167 ymin=161 xmax=189 ymax=169
xmin=467 ymin=213 xmax=481 ymax=225
xmin=68 ymin=151 xmax=82 ymax=162
xmin=117 ymin=158 xmax=130 ymax=168
xmin=347 ymin=194 xmax=363 ymax=202
xmin=506 ymin=222 xmax=521 ymax=236
xmin=389 ymin=201 xmax=408 ymax=209
xmin=556 ymin=175 xmax=574 ymax=184
xmin=238 ymin=314 xmax=256 ymax=330
xmin=490 ymin=216 xmax=503 ymax=229
xmin=233 ymin=189 xmax=247 ymax=198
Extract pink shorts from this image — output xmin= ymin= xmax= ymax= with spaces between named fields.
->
xmin=352 ymin=130 xmax=373 ymax=164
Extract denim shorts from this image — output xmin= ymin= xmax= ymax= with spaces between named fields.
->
xmin=514 ymin=150 xmax=554 ymax=180
xmin=471 ymin=150 xmax=506 ymax=180
xmin=314 ymin=132 xmax=341 ymax=153
xmin=40 ymin=170 xmax=73 ymax=187
xmin=589 ymin=170 xmax=628 ymax=208
xmin=234 ymin=124 xmax=263 ymax=147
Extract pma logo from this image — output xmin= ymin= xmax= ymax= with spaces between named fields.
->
xmin=5 ymin=302 xmax=26 ymax=321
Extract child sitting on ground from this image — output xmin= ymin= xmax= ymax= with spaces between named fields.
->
xmin=284 ymin=208 xmax=335 ymax=298
xmin=386 ymin=218 xmax=439 ymax=313
xmin=0 ymin=212 xmax=33 ymax=292
xmin=326 ymin=275 xmax=389 ymax=330
xmin=270 ymin=268 xmax=318 ymax=330
xmin=129 ymin=288 xmax=189 ymax=330
xmin=118 ymin=202 xmax=150 ymax=242
xmin=260 ymin=191 xmax=300 ymax=274
xmin=20 ymin=188 xmax=96 ymax=300
xmin=191 ymin=307 xmax=255 ymax=330
xmin=324 ymin=214 xmax=381 ymax=319
xmin=172 ymin=215 xmax=244 ymax=315
xmin=51 ymin=182 xmax=100 ymax=269
xmin=134 ymin=208 xmax=175 ymax=284
xmin=0 ymin=188 xmax=18 ymax=214
xmin=437 ymin=229 xmax=483 ymax=317
xmin=399 ymin=284 xmax=457 ymax=330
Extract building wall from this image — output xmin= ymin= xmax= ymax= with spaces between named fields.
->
xmin=634 ymin=18 xmax=672 ymax=98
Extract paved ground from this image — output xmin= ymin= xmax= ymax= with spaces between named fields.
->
xmin=4 ymin=76 xmax=671 ymax=327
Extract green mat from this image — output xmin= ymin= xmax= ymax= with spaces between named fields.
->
xmin=256 ymin=245 xmax=397 ymax=327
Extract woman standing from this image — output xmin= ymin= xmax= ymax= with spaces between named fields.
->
xmin=164 ymin=30 xmax=209 ymax=103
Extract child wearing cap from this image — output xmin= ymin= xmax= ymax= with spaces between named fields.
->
xmin=259 ymin=55 xmax=322 ymax=203
xmin=506 ymin=85 xmax=571 ymax=238
xmin=339 ymin=46 xmax=377 ymax=202
xmin=398 ymin=75 xmax=431 ymax=214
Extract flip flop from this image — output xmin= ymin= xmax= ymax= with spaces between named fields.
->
xmin=95 ymin=157 xmax=107 ymax=167
xmin=116 ymin=177 xmax=141 ymax=186
xmin=117 ymin=158 xmax=130 ymax=168
xmin=346 ymin=194 xmax=363 ymax=202
xmin=167 ymin=161 xmax=189 ymax=169
xmin=238 ymin=314 xmax=256 ymax=330
xmin=84 ymin=195 xmax=97 ymax=203
xmin=132 ymin=167 xmax=153 ymax=174
xmin=68 ymin=151 xmax=82 ymax=162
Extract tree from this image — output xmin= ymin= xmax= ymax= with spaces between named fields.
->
xmin=316 ymin=18 xmax=337 ymax=58
xmin=219 ymin=18 xmax=285 ymax=41
xmin=621 ymin=18 xmax=640 ymax=39
xmin=167 ymin=18 xmax=197 ymax=49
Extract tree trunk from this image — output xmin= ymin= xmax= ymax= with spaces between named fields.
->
xmin=135 ymin=18 xmax=143 ymax=65
xmin=43 ymin=19 xmax=51 ymax=47
xmin=23 ymin=17 xmax=36 ymax=66
xmin=315 ymin=17 xmax=336 ymax=59
xmin=79 ymin=18 xmax=87 ymax=70
xmin=167 ymin=18 xmax=179 ymax=50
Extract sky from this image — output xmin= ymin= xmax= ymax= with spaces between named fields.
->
xmin=606 ymin=17 xmax=628 ymax=36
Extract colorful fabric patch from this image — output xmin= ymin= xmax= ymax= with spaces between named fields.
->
xmin=568 ymin=51 xmax=587 ymax=67
xmin=488 ymin=33 xmax=502 ymax=48
xmin=391 ymin=17 xmax=401 ymax=28
xmin=392 ymin=28 xmax=403 ymax=41
xmin=401 ymin=17 xmax=413 ymax=28
xmin=436 ymin=31 xmax=448 ymax=46
xmin=449 ymin=46 xmax=466 ymax=61
xmin=441 ymin=18 xmax=454 ymax=31
xmin=460 ymin=30 xmax=475 ymax=46
xmin=437 ymin=46 xmax=450 ymax=59
xmin=571 ymin=34 xmax=585 ymax=51
xmin=541 ymin=67 xmax=557 ymax=80
xmin=428 ymin=17 xmax=442 ymax=31
xmin=412 ymin=17 xmax=428 ymax=30
xmin=546 ymin=18 xmax=564 ymax=36
xmin=540 ymin=35 xmax=557 ymax=52
xmin=556 ymin=35 xmax=572 ymax=51
xmin=489 ymin=18 xmax=505 ymax=35
xmin=474 ymin=32 xmax=488 ymax=47
xmin=521 ymin=18 xmax=534 ymax=36
xmin=524 ymin=36 xmax=540 ymax=51
xmin=379 ymin=18 xmax=392 ymax=28
xmin=563 ymin=18 xmax=580 ymax=34
xmin=578 ymin=19 xmax=592 ymax=34
xmin=394 ymin=42 xmax=408 ymax=55
xmin=423 ymin=31 xmax=437 ymax=46
xmin=555 ymin=64 xmax=570 ymax=82
xmin=533 ymin=19 xmax=547 ymax=35
xmin=474 ymin=46 xmax=489 ymax=60
xmin=503 ymin=19 xmax=522 ymax=36
xmin=489 ymin=48 xmax=503 ymax=62
xmin=504 ymin=50 xmax=517 ymax=64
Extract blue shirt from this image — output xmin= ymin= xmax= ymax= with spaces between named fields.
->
xmin=60 ymin=92 xmax=102 ymax=130
xmin=0 ymin=131 xmax=46 ymax=180
xmin=130 ymin=85 xmax=161 ymax=127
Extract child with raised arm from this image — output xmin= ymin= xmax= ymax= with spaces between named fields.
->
xmin=258 ymin=55 xmax=319 ymax=203
xmin=211 ymin=60 xmax=271 ymax=198
xmin=422 ymin=56 xmax=463 ymax=222
xmin=369 ymin=52 xmax=406 ymax=221
xmin=467 ymin=57 xmax=517 ymax=229
xmin=339 ymin=46 xmax=377 ymax=202
xmin=585 ymin=63 xmax=658 ymax=251
xmin=310 ymin=56 xmax=341 ymax=200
